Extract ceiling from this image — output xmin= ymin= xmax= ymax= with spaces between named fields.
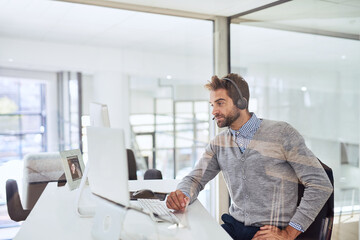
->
xmin=0 ymin=0 xmax=358 ymax=50
xmin=57 ymin=0 xmax=280 ymax=18
xmin=233 ymin=0 xmax=360 ymax=39
xmin=0 ymin=0 xmax=359 ymax=76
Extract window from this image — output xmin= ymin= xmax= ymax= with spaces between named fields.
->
xmin=0 ymin=77 xmax=46 ymax=163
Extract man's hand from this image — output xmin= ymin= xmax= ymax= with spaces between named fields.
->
xmin=252 ymin=225 xmax=301 ymax=240
xmin=166 ymin=190 xmax=189 ymax=212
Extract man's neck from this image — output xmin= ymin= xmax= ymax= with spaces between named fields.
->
xmin=230 ymin=111 xmax=251 ymax=130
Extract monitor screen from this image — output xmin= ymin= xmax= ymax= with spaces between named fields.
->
xmin=89 ymin=102 xmax=110 ymax=128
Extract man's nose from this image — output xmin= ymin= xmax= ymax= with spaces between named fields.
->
xmin=212 ymin=106 xmax=218 ymax=116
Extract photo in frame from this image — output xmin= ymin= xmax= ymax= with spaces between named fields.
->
xmin=60 ymin=149 xmax=85 ymax=190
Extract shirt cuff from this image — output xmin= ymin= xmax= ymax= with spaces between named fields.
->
xmin=182 ymin=191 xmax=190 ymax=199
xmin=289 ymin=221 xmax=304 ymax=232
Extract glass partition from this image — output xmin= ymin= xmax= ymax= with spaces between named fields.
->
xmin=231 ymin=0 xmax=360 ymax=216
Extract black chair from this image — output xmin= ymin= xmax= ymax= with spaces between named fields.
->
xmin=127 ymin=149 xmax=138 ymax=180
xmin=296 ymin=159 xmax=334 ymax=240
xmin=6 ymin=174 xmax=66 ymax=222
xmin=127 ymin=149 xmax=163 ymax=180
xmin=6 ymin=179 xmax=31 ymax=222
xmin=144 ymin=169 xmax=163 ymax=180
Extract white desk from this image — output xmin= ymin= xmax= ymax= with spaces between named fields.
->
xmin=15 ymin=180 xmax=231 ymax=240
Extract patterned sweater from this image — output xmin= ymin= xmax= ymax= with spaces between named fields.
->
xmin=177 ymin=119 xmax=333 ymax=230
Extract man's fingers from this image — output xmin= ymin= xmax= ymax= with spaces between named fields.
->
xmin=166 ymin=190 xmax=189 ymax=211
xmin=175 ymin=190 xmax=186 ymax=208
xmin=166 ymin=193 xmax=181 ymax=210
xmin=171 ymin=192 xmax=182 ymax=209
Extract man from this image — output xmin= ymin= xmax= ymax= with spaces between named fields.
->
xmin=166 ymin=73 xmax=333 ymax=240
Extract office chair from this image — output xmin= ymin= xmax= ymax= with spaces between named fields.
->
xmin=22 ymin=152 xmax=64 ymax=209
xmin=127 ymin=149 xmax=163 ymax=180
xmin=127 ymin=149 xmax=138 ymax=180
xmin=144 ymin=169 xmax=163 ymax=180
xmin=296 ymin=159 xmax=334 ymax=240
xmin=6 ymin=152 xmax=65 ymax=221
xmin=6 ymin=179 xmax=31 ymax=221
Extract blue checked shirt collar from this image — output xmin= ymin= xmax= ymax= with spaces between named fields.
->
xmin=229 ymin=113 xmax=261 ymax=139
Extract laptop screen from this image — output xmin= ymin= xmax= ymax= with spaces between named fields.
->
xmin=86 ymin=126 xmax=129 ymax=207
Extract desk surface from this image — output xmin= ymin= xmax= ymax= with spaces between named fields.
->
xmin=15 ymin=180 xmax=231 ymax=240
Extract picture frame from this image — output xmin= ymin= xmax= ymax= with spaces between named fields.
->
xmin=60 ymin=149 xmax=85 ymax=190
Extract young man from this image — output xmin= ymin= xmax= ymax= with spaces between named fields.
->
xmin=166 ymin=73 xmax=333 ymax=240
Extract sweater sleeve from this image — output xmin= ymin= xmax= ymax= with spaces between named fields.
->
xmin=177 ymin=142 xmax=220 ymax=204
xmin=283 ymin=124 xmax=333 ymax=231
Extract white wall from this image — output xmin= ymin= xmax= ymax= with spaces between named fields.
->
xmin=0 ymin=37 xmax=212 ymax=82
xmin=0 ymin=36 xmax=212 ymax=146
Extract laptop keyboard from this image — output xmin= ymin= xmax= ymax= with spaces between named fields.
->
xmin=137 ymin=199 xmax=180 ymax=224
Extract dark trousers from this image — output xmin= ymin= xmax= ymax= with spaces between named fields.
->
xmin=221 ymin=214 xmax=260 ymax=240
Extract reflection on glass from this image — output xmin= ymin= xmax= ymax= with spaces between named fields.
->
xmin=176 ymin=148 xmax=192 ymax=178
xmin=194 ymin=101 xmax=208 ymax=113
xmin=156 ymin=99 xmax=173 ymax=114
xmin=0 ymin=116 xmax=20 ymax=133
xmin=21 ymin=115 xmax=42 ymax=132
xmin=231 ymin=18 xmax=360 ymax=212
xmin=156 ymin=114 xmax=173 ymax=124
xmin=130 ymin=114 xmax=154 ymax=125
xmin=156 ymin=149 xmax=174 ymax=179
xmin=22 ymin=134 xmax=43 ymax=154
xmin=155 ymin=133 xmax=174 ymax=148
xmin=0 ymin=77 xmax=46 ymax=162
xmin=175 ymin=114 xmax=193 ymax=124
xmin=0 ymin=135 xmax=19 ymax=162
xmin=196 ymin=112 xmax=209 ymax=121
xmin=156 ymin=124 xmax=173 ymax=132
xmin=196 ymin=130 xmax=209 ymax=145
xmin=20 ymin=82 xmax=42 ymax=113
xmin=176 ymin=123 xmax=192 ymax=131
xmin=133 ymin=125 xmax=155 ymax=133
xmin=176 ymin=131 xmax=194 ymax=148
xmin=176 ymin=102 xmax=193 ymax=113
xmin=136 ymin=135 xmax=153 ymax=150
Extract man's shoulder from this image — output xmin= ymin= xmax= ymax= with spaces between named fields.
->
xmin=261 ymin=119 xmax=292 ymax=130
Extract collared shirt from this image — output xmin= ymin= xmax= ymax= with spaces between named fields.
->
xmin=229 ymin=113 xmax=262 ymax=153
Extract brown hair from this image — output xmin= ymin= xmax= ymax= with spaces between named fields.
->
xmin=204 ymin=73 xmax=250 ymax=109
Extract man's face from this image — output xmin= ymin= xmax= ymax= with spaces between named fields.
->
xmin=210 ymin=89 xmax=240 ymax=128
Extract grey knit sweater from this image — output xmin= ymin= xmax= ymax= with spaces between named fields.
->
xmin=177 ymin=119 xmax=333 ymax=231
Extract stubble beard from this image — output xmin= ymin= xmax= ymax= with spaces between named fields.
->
xmin=216 ymin=107 xmax=240 ymax=128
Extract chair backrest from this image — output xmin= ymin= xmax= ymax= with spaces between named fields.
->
xmin=296 ymin=159 xmax=334 ymax=240
xmin=144 ymin=169 xmax=163 ymax=180
xmin=126 ymin=149 xmax=163 ymax=180
xmin=22 ymin=152 xmax=64 ymax=209
xmin=127 ymin=149 xmax=138 ymax=180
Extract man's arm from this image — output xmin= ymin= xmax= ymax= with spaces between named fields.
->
xmin=283 ymin=124 xmax=333 ymax=232
xmin=166 ymin=142 xmax=220 ymax=210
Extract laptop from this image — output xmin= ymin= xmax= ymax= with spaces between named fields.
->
xmin=86 ymin=126 xmax=181 ymax=226
xmin=87 ymin=126 xmax=130 ymax=207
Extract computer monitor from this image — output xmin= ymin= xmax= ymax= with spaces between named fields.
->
xmin=87 ymin=126 xmax=130 ymax=207
xmin=89 ymin=102 xmax=110 ymax=128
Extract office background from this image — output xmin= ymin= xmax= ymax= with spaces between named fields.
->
xmin=0 ymin=0 xmax=359 ymax=238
